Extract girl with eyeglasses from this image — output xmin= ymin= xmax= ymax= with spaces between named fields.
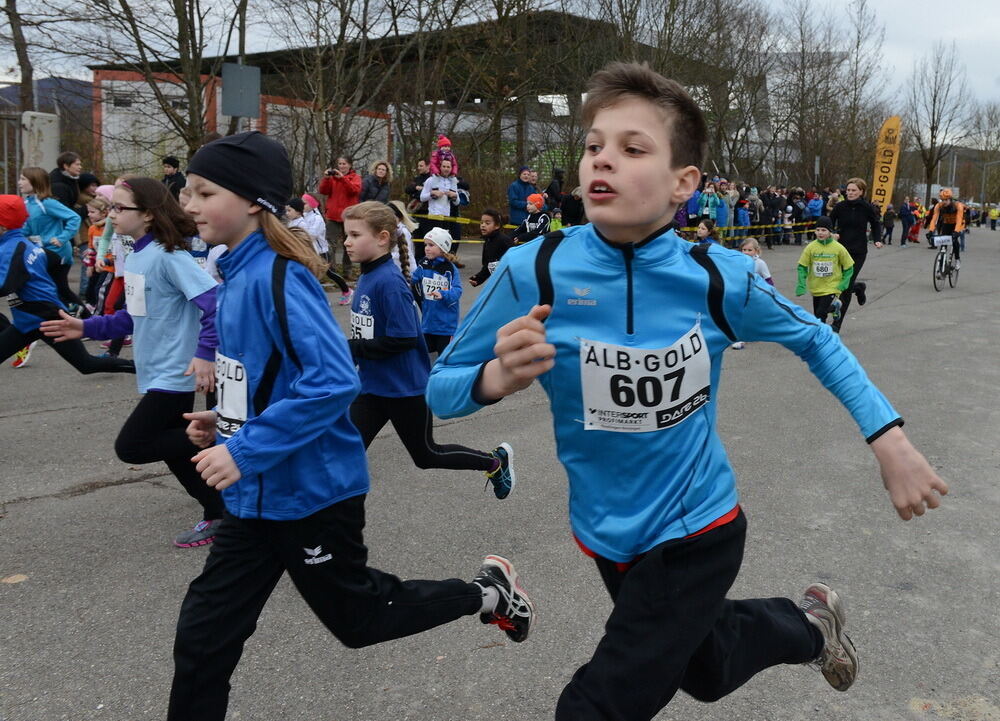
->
xmin=41 ymin=177 xmax=225 ymax=549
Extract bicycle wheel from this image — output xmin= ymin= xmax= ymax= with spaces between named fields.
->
xmin=949 ymin=258 xmax=959 ymax=288
xmin=932 ymin=251 xmax=943 ymax=291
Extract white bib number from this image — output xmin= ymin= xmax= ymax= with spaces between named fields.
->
xmin=215 ymin=352 xmax=248 ymax=438
xmin=812 ymin=260 xmax=833 ymax=277
xmin=350 ymin=311 xmax=374 ymax=340
xmin=124 ymin=270 xmax=147 ymax=316
xmin=580 ymin=324 xmax=711 ymax=433
xmin=421 ymin=273 xmax=449 ymax=299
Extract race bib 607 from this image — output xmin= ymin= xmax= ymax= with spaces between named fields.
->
xmin=580 ymin=323 xmax=711 ymax=433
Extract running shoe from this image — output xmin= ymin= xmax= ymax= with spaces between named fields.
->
xmin=173 ymin=518 xmax=223 ymax=548
xmin=854 ymin=282 xmax=867 ymax=306
xmin=122 ymin=336 xmax=132 ymax=347
xmin=98 ymin=352 xmax=118 ymax=359
xmin=339 ymin=288 xmax=354 ymax=306
xmin=730 ymin=342 xmax=746 ymax=350
xmin=830 ymin=297 xmax=842 ymax=321
xmin=484 ymin=442 xmax=515 ymax=499
xmin=10 ymin=341 xmax=37 ymax=368
xmin=954 ymin=259 xmax=961 ymax=270
xmin=473 ymin=555 xmax=534 ymax=642
xmin=800 ymin=582 xmax=858 ymax=691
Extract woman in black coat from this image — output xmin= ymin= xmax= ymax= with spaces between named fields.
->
xmin=829 ymin=177 xmax=883 ymax=332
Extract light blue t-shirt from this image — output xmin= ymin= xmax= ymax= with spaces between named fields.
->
xmin=124 ymin=239 xmax=217 ymax=393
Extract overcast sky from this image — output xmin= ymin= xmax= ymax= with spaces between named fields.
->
xmin=2 ymin=0 xmax=998 ymax=103
xmin=866 ymin=0 xmax=997 ymax=103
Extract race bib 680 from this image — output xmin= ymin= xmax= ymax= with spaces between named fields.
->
xmin=580 ymin=323 xmax=711 ymax=433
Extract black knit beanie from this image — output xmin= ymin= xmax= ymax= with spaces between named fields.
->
xmin=815 ymin=216 xmax=833 ymax=230
xmin=186 ymin=131 xmax=291 ymax=216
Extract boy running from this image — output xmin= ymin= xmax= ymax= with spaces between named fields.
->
xmin=796 ymin=216 xmax=854 ymax=328
xmin=426 ymin=62 xmax=948 ymax=721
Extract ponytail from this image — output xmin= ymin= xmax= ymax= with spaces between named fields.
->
xmin=261 ymin=212 xmax=326 ymax=278
xmin=395 ymin=228 xmax=412 ymax=282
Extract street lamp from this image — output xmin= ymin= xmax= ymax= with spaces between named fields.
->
xmin=979 ymin=159 xmax=1000 ymax=206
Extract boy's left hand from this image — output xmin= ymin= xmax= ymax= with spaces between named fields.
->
xmin=870 ymin=426 xmax=949 ymax=520
xmin=193 ymin=444 xmax=241 ymax=491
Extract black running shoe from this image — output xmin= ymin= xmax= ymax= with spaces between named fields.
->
xmin=484 ymin=443 xmax=516 ymax=499
xmin=855 ymin=282 xmax=867 ymax=306
xmin=473 ymin=555 xmax=534 ymax=642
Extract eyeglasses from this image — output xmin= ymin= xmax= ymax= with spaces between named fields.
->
xmin=109 ymin=203 xmax=142 ymax=213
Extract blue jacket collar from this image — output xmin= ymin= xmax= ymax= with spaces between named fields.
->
xmin=585 ymin=223 xmax=683 ymax=269
xmin=216 ymin=231 xmax=267 ymax=278
xmin=0 ymin=227 xmax=26 ymax=245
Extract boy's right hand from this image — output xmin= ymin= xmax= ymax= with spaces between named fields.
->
xmin=183 ymin=411 xmax=218 ymax=449
xmin=478 ymin=305 xmax=555 ymax=401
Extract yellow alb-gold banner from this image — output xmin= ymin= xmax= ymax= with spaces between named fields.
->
xmin=871 ymin=116 xmax=902 ymax=212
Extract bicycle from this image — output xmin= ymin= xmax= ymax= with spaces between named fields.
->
xmin=931 ymin=234 xmax=959 ymax=291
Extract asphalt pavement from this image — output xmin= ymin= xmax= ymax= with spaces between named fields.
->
xmin=2 ymin=232 xmax=998 ymax=721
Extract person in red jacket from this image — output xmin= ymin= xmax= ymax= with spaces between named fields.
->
xmin=318 ymin=155 xmax=362 ymax=277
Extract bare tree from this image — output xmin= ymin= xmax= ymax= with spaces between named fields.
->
xmin=905 ymin=41 xmax=970 ymax=206
xmin=2 ymin=0 xmax=34 ymax=111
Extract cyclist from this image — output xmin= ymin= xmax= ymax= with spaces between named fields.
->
xmin=925 ymin=188 xmax=964 ymax=270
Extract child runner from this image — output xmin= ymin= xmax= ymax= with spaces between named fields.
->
xmin=84 ymin=195 xmax=111 ymax=310
xmin=0 ymin=195 xmax=134 ymax=373
xmin=469 ymin=208 xmax=514 ymax=287
xmin=694 ymin=217 xmax=721 ymax=244
xmin=511 ymin=193 xmax=551 ymax=244
xmin=426 ymin=62 xmax=948 ymax=721
xmin=796 ymin=216 xmax=854 ymax=329
xmin=342 ymin=200 xmax=516 ymax=499
xmin=166 ymin=132 xmax=532 ymax=720
xmin=412 ymin=227 xmax=462 ymax=356
xmin=731 ymin=237 xmax=773 ymax=350
xmin=41 ymin=178 xmax=225 ymax=548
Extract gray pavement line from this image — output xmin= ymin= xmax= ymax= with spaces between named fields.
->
xmin=0 ymin=470 xmax=173 ymax=511
xmin=0 ymin=398 xmax=137 ymax=420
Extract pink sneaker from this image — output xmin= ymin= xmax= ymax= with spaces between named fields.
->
xmin=338 ymin=289 xmax=354 ymax=306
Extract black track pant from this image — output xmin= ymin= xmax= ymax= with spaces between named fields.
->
xmin=115 ymin=391 xmax=225 ymax=520
xmin=0 ymin=323 xmax=135 ymax=374
xmin=45 ymin=250 xmax=85 ymax=311
xmin=424 ymin=333 xmax=451 ymax=356
xmin=167 ymin=496 xmax=481 ymax=721
xmin=350 ymin=393 xmax=495 ymax=472
xmin=555 ymin=512 xmax=823 ymax=720
xmin=836 ymin=251 xmax=866 ymax=326
xmin=812 ymin=294 xmax=836 ymax=322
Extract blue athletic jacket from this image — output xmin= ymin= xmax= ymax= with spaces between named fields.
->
xmin=0 ymin=228 xmax=65 ymax=332
xmin=214 ymin=231 xmax=369 ymax=520
xmin=412 ymin=256 xmax=462 ymax=336
xmin=23 ymin=195 xmax=80 ymax=265
xmin=427 ymin=224 xmax=902 ymax=562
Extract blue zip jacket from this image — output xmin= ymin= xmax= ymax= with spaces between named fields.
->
xmin=507 ymin=179 xmax=535 ymax=226
xmin=214 ymin=231 xmax=369 ymax=520
xmin=412 ymin=256 xmax=462 ymax=335
xmin=0 ymin=228 xmax=65 ymax=332
xmin=427 ymin=224 xmax=902 ymax=562
xmin=686 ymin=189 xmax=701 ymax=218
xmin=23 ymin=195 xmax=80 ymax=265
xmin=806 ymin=197 xmax=824 ymax=219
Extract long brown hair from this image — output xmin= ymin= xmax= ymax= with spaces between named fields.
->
xmin=343 ymin=201 xmax=411 ymax=281
xmin=120 ymin=177 xmax=195 ymax=252
xmin=261 ymin=212 xmax=326 ymax=277
xmin=20 ymin=167 xmax=51 ymax=199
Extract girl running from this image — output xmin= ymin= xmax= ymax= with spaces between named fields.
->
xmin=342 ymin=201 xmax=516 ymax=499
xmin=738 ymin=237 xmax=774 ymax=286
xmin=40 ymin=177 xmax=225 ymax=548
xmin=167 ymin=131 xmax=532 ymax=720
xmin=411 ymin=226 xmax=462 ymax=356
xmin=18 ymin=168 xmax=86 ymax=311
xmin=695 ymin=218 xmax=721 ymax=244
xmin=0 ymin=194 xmax=134 ymax=373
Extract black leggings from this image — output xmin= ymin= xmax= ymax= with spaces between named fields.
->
xmin=812 ymin=294 xmax=836 ymax=321
xmin=115 ymin=391 xmax=225 ymax=520
xmin=424 ymin=333 xmax=451 ymax=356
xmin=0 ymin=323 xmax=135 ymax=374
xmin=168 ymin=496 xmax=481 ymax=720
xmin=556 ymin=512 xmax=822 ymax=720
xmin=349 ymin=393 xmax=495 ymax=472
xmin=45 ymin=250 xmax=86 ymax=311
xmin=836 ymin=251 xmax=866 ymax=325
